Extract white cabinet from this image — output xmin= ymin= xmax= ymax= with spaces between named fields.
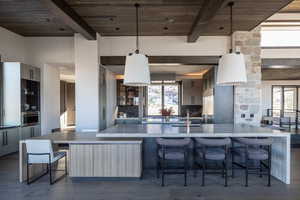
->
xmin=0 ymin=128 xmax=19 ymax=157
xmin=21 ymin=64 xmax=40 ymax=81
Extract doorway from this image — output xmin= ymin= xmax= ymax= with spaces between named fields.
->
xmin=60 ymin=81 xmax=76 ymax=130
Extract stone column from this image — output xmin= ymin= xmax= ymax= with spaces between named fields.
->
xmin=233 ymin=27 xmax=262 ymax=125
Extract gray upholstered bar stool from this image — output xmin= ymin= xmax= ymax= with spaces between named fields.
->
xmin=193 ymin=138 xmax=231 ymax=187
xmin=231 ymin=137 xmax=273 ymax=187
xmin=156 ymin=138 xmax=191 ymax=187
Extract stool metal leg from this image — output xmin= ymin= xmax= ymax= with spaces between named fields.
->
xmin=184 ymin=150 xmax=187 ymax=187
xmin=225 ymin=149 xmax=228 ymax=187
xmin=161 ymin=148 xmax=165 ymax=187
xmin=259 ymin=161 xmax=263 ymax=178
xmin=245 ymin=153 xmax=249 ymax=187
xmin=202 ymin=157 xmax=206 ymax=186
xmin=268 ymin=146 xmax=272 ymax=187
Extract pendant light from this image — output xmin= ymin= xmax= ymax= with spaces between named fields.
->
xmin=217 ymin=2 xmax=247 ymax=85
xmin=124 ymin=3 xmax=150 ymax=86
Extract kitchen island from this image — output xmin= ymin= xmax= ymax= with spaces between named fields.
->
xmin=19 ymin=124 xmax=291 ymax=184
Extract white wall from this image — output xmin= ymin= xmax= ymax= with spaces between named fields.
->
xmin=25 ymin=37 xmax=74 ymax=67
xmin=75 ymin=33 xmax=100 ymax=131
xmin=262 ymin=80 xmax=300 ymax=116
xmin=0 ymin=27 xmax=26 ymax=62
xmin=41 ymin=64 xmax=61 ymax=135
xmin=106 ymin=69 xmax=117 ymax=127
xmin=99 ymin=36 xmax=229 ymax=56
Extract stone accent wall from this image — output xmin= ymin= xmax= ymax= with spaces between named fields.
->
xmin=233 ymin=27 xmax=262 ymax=125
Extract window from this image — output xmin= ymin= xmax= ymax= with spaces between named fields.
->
xmin=271 ymin=86 xmax=300 ymax=117
xmin=147 ymin=81 xmax=179 ymax=116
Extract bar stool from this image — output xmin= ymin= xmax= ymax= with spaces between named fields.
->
xmin=26 ymin=139 xmax=67 ymax=185
xmin=156 ymin=138 xmax=191 ymax=187
xmin=231 ymin=137 xmax=273 ymax=187
xmin=193 ymin=138 xmax=231 ymax=187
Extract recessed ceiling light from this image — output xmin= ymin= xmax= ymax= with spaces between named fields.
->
xmin=166 ymin=17 xmax=175 ymax=23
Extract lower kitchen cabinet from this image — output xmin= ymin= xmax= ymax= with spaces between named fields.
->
xmin=21 ymin=125 xmax=41 ymax=140
xmin=0 ymin=128 xmax=20 ymax=157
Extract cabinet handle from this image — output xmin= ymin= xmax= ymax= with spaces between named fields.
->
xmin=5 ymin=131 xmax=8 ymax=145
xmin=2 ymin=131 xmax=8 ymax=146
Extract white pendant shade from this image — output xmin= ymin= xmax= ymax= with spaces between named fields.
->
xmin=124 ymin=53 xmax=150 ymax=86
xmin=217 ymin=53 xmax=247 ymax=85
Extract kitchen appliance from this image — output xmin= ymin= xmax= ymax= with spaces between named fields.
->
xmin=21 ymin=112 xmax=40 ymax=126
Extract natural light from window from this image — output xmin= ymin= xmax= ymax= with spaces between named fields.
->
xmin=261 ymin=30 xmax=300 ymax=47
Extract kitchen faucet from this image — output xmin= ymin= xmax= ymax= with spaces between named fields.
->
xmin=186 ymin=110 xmax=191 ymax=134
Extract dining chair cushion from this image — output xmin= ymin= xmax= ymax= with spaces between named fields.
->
xmin=158 ymin=149 xmax=185 ymax=160
xmin=233 ymin=147 xmax=269 ymax=160
xmin=196 ymin=148 xmax=226 ymax=160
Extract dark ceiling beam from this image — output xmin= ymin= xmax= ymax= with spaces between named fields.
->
xmin=262 ymin=58 xmax=300 ymax=69
xmin=101 ymin=56 xmax=220 ymax=65
xmin=187 ymin=0 xmax=226 ymax=43
xmin=41 ymin=0 xmax=96 ymax=40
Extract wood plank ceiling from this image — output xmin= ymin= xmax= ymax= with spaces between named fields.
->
xmin=0 ymin=0 xmax=295 ymax=40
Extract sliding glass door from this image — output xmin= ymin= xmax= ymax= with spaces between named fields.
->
xmin=272 ymin=86 xmax=299 ymax=117
xmin=147 ymin=81 xmax=179 ymax=116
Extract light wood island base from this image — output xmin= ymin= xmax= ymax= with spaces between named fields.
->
xmin=69 ymin=143 xmax=142 ymax=178
xmin=19 ymin=138 xmax=143 ymax=182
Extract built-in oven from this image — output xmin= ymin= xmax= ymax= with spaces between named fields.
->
xmin=22 ymin=112 xmax=40 ymax=126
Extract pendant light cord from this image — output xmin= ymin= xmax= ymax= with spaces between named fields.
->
xmin=228 ymin=2 xmax=234 ymax=53
xmin=135 ymin=3 xmax=140 ymax=54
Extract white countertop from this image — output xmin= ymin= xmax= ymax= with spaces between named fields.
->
xmin=96 ymin=124 xmax=291 ymax=138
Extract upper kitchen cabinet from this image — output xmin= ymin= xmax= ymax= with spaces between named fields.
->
xmin=1 ymin=62 xmax=41 ymax=126
xmin=182 ymin=80 xmax=203 ymax=105
xmin=21 ymin=64 xmax=41 ymax=82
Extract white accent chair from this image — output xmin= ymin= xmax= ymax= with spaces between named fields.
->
xmin=25 ymin=139 xmax=67 ymax=185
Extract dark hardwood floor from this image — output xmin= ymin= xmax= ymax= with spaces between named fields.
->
xmin=1 ymin=149 xmax=300 ymax=200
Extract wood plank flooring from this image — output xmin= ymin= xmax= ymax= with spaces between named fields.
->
xmin=1 ymin=149 xmax=300 ymax=200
